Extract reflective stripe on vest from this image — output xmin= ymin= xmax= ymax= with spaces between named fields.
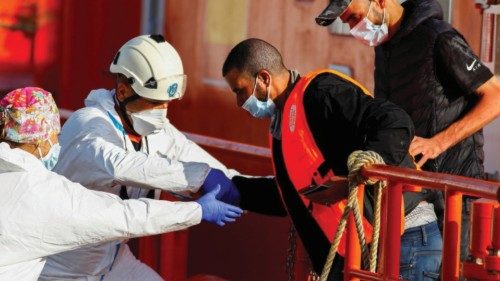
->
xmin=276 ymin=69 xmax=373 ymax=256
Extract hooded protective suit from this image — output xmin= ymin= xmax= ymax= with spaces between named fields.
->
xmin=40 ymin=89 xmax=237 ymax=280
xmin=0 ymin=142 xmax=201 ymax=281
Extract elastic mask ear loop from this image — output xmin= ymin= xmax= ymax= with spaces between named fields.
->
xmin=37 ymin=138 xmax=53 ymax=159
xmin=368 ymin=1 xmax=386 ymax=26
xmin=366 ymin=0 xmax=374 ymax=19
xmin=37 ymin=146 xmax=44 ymax=159
xmin=382 ymin=5 xmax=386 ymax=26
xmin=266 ymin=76 xmax=272 ymax=101
xmin=251 ymin=75 xmax=258 ymax=97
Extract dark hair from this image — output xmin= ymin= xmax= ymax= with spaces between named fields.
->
xmin=222 ymin=38 xmax=286 ymax=77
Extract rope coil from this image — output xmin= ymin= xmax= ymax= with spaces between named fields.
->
xmin=320 ymin=150 xmax=386 ymax=280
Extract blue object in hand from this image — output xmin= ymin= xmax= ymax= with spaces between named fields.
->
xmin=196 ymin=185 xmax=243 ymax=226
xmin=201 ymin=169 xmax=241 ymax=205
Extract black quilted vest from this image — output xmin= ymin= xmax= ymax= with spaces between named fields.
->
xmin=374 ymin=0 xmax=484 ymax=178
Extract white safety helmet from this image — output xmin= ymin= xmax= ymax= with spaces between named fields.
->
xmin=109 ymin=34 xmax=187 ymax=101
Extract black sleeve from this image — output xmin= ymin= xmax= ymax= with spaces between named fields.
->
xmin=305 ymin=73 xmax=415 ymax=167
xmin=360 ymin=99 xmax=415 ymax=166
xmin=435 ymin=31 xmax=493 ymax=93
xmin=232 ymin=175 xmax=288 ymax=217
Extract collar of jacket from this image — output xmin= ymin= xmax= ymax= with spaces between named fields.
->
xmin=386 ymin=0 xmax=443 ymax=45
xmin=0 ymin=142 xmax=45 ymax=173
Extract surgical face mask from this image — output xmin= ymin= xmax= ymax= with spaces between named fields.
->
xmin=37 ymin=141 xmax=60 ymax=170
xmin=242 ymin=76 xmax=276 ymax=119
xmin=129 ymin=108 xmax=168 ymax=136
xmin=349 ymin=1 xmax=388 ymax=47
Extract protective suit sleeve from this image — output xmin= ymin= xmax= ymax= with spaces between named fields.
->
xmin=232 ymin=175 xmax=288 ymax=217
xmin=56 ymin=109 xmax=209 ymax=192
xmin=0 ymin=169 xmax=201 ymax=267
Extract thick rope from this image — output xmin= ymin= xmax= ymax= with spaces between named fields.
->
xmin=369 ymin=180 xmax=385 ymax=272
xmin=319 ymin=150 xmax=386 ymax=280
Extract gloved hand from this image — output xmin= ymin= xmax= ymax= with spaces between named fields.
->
xmin=196 ymin=186 xmax=243 ymax=226
xmin=201 ymin=169 xmax=241 ymax=205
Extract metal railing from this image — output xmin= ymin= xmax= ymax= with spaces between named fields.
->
xmin=339 ymin=164 xmax=499 ymax=281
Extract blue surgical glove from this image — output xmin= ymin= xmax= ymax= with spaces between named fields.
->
xmin=201 ymin=169 xmax=241 ymax=205
xmin=196 ymin=185 xmax=243 ymax=226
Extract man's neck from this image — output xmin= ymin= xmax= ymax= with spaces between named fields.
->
xmin=388 ymin=2 xmax=405 ymax=39
xmin=273 ymin=70 xmax=292 ymax=110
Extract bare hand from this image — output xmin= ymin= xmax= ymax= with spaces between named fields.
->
xmin=409 ymin=136 xmax=444 ymax=167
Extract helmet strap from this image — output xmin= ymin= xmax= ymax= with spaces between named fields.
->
xmin=114 ymin=93 xmax=141 ymax=133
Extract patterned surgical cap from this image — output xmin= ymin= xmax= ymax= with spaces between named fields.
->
xmin=0 ymin=87 xmax=60 ymax=143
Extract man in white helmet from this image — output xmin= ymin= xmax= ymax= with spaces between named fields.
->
xmin=39 ymin=34 xmax=242 ymax=281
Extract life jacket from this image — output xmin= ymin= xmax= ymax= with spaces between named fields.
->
xmin=271 ymin=69 xmax=375 ymax=256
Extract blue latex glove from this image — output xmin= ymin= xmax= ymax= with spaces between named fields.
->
xmin=196 ymin=186 xmax=243 ymax=226
xmin=201 ymin=169 xmax=241 ymax=205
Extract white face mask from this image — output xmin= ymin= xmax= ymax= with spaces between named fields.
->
xmin=129 ymin=108 xmax=168 ymax=136
xmin=349 ymin=1 xmax=389 ymax=47
xmin=37 ymin=140 xmax=60 ymax=170
xmin=242 ymin=76 xmax=276 ymax=119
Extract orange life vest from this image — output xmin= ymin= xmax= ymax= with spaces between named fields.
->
xmin=271 ymin=69 xmax=374 ymax=257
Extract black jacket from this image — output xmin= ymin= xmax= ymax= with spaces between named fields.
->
xmin=235 ymin=72 xmax=425 ymax=274
xmin=374 ymin=0 xmax=492 ymax=178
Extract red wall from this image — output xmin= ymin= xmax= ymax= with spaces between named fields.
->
xmin=57 ymin=0 xmax=142 ymax=110
xmin=0 ymin=0 xmax=61 ymax=95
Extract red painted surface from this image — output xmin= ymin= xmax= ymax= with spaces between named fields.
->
xmin=462 ymin=201 xmax=499 ymax=281
xmin=493 ymin=207 xmax=500 ymax=251
xmin=358 ymin=165 xmax=500 ymax=281
xmin=0 ymin=0 xmax=61 ymax=94
xmin=470 ymin=200 xmax=494 ymax=259
xmin=57 ymin=0 xmax=141 ymax=110
xmin=344 ymin=185 xmax=364 ymax=281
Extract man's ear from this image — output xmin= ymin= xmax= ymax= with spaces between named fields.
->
xmin=257 ymin=70 xmax=272 ymax=85
xmin=116 ymin=81 xmax=130 ymax=102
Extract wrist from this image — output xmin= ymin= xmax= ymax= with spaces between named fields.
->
xmin=433 ymin=133 xmax=448 ymax=154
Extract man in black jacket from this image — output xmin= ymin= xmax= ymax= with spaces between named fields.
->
xmin=315 ymin=0 xmax=500 ymax=270
xmin=223 ymin=38 xmax=441 ymax=281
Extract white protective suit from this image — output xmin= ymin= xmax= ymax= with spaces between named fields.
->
xmin=0 ymin=142 xmax=201 ymax=281
xmin=40 ymin=89 xmax=238 ymax=280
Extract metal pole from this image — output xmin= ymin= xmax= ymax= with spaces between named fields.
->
xmin=344 ymin=184 xmax=364 ymax=281
xmin=383 ymin=182 xmax=402 ymax=280
xmin=442 ymin=190 xmax=463 ymax=281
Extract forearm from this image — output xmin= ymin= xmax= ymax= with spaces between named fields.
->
xmin=432 ymin=80 xmax=500 ymax=151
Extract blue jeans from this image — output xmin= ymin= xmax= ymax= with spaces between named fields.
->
xmin=400 ymin=221 xmax=443 ymax=281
